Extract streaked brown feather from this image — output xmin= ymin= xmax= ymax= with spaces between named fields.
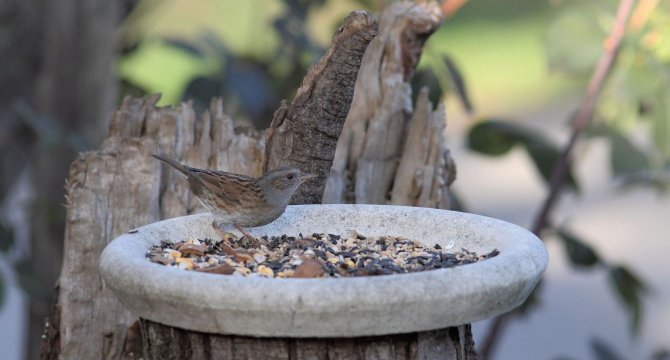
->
xmin=189 ymin=169 xmax=259 ymax=209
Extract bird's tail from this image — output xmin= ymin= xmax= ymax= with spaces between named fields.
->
xmin=151 ymin=153 xmax=191 ymax=175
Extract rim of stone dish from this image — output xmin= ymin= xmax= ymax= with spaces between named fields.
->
xmin=99 ymin=204 xmax=548 ymax=337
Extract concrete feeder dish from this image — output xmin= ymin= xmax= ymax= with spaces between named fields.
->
xmin=100 ymin=204 xmax=548 ymax=338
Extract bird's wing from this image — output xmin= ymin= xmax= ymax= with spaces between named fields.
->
xmin=189 ymin=169 xmax=258 ymax=209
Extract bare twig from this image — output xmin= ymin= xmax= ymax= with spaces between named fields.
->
xmin=441 ymin=0 xmax=470 ymax=18
xmin=530 ymin=0 xmax=635 ymax=235
xmin=479 ymin=0 xmax=636 ymax=358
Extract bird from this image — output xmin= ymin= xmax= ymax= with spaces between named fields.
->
xmin=151 ymin=154 xmax=315 ymax=244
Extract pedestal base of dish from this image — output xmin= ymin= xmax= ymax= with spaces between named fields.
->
xmin=141 ymin=319 xmax=476 ymax=360
xmin=100 ymin=205 xmax=548 ymax=360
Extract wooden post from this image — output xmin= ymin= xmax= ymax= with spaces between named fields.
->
xmin=140 ymin=320 xmax=477 ymax=360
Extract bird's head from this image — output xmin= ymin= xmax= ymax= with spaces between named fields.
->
xmin=259 ymin=167 xmax=316 ymax=204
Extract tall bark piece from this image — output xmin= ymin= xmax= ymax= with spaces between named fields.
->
xmin=41 ymin=97 xmax=264 ymax=360
xmin=264 ymin=10 xmax=378 ymax=204
xmin=323 ymin=1 xmax=455 ymax=207
xmin=391 ymin=88 xmax=455 ymax=208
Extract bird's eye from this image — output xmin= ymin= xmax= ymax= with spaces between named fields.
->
xmin=287 ymin=174 xmax=294 ymax=180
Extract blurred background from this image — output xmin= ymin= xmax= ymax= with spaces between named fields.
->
xmin=1 ymin=0 xmax=668 ymax=359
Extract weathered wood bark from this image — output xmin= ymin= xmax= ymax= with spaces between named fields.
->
xmin=41 ymin=96 xmax=264 ymax=359
xmin=141 ymin=319 xmax=477 ymax=360
xmin=264 ymin=10 xmax=378 ymax=204
xmin=390 ymin=88 xmax=455 ymax=208
xmin=323 ymin=1 xmax=456 ymax=208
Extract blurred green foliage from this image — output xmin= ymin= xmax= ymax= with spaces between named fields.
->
xmin=609 ymin=264 xmax=649 ymax=334
xmin=118 ymin=0 xmax=342 ymax=128
xmin=545 ymin=1 xmax=670 ymax=183
xmin=0 ymin=222 xmax=10 ymax=307
xmin=589 ymin=337 xmax=627 ymax=360
xmin=556 ymin=227 xmax=600 ymax=268
xmin=117 ymin=0 xmax=577 ymax=125
xmin=468 ymin=119 xmax=580 ymax=190
xmin=464 ymin=0 xmax=669 ymax=345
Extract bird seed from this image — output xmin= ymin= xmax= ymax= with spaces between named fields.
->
xmin=146 ymin=232 xmax=499 ymax=278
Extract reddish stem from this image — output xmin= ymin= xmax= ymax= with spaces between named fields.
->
xmin=478 ymin=0 xmax=636 ymax=358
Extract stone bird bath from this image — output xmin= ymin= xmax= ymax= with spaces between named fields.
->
xmin=100 ymin=204 xmax=548 ymax=358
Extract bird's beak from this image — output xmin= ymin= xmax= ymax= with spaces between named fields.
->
xmin=300 ymin=173 xmax=317 ymax=182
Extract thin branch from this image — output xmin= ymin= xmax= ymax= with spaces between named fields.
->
xmin=531 ymin=0 xmax=635 ymax=235
xmin=479 ymin=0 xmax=636 ymax=358
xmin=441 ymin=0 xmax=470 ymax=18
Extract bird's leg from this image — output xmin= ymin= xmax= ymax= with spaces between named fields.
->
xmin=234 ymin=225 xmax=265 ymax=247
xmin=212 ymin=220 xmax=232 ymax=244
xmin=234 ymin=224 xmax=254 ymax=240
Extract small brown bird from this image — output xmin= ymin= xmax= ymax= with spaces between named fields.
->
xmin=151 ymin=154 xmax=315 ymax=242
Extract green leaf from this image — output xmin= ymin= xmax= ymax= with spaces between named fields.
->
xmin=545 ymin=10 xmax=606 ymax=76
xmin=443 ymin=55 xmax=472 ymax=113
xmin=590 ymin=337 xmax=625 ymax=360
xmin=446 ymin=190 xmax=467 ymax=213
xmin=163 ymin=37 xmax=206 ymax=58
xmin=13 ymin=260 xmax=47 ymax=301
xmin=0 ymin=222 xmax=13 ymax=253
xmin=598 ymin=71 xmax=647 ymax=132
xmin=524 ymin=139 xmax=579 ymax=192
xmin=651 ymin=91 xmax=670 ymax=160
xmin=557 ymin=228 xmax=600 ymax=268
xmin=609 ymin=130 xmax=651 ymax=176
xmin=596 ymin=44 xmax=670 ymax=160
xmin=0 ymin=274 xmax=4 ymax=308
xmin=609 ymin=265 xmax=648 ymax=334
xmin=515 ymin=286 xmax=541 ymax=315
xmin=584 ymin=123 xmax=654 ymax=180
xmin=411 ymin=69 xmax=444 ymax=107
xmin=467 ymin=120 xmax=579 ymax=191
xmin=652 ymin=348 xmax=670 ymax=360
xmin=467 ymin=120 xmax=519 ymax=155
xmin=618 ymin=170 xmax=670 ymax=193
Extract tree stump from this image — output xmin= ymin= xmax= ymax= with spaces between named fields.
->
xmin=42 ymin=2 xmax=470 ymax=359
xmin=141 ymin=320 xmax=477 ymax=360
